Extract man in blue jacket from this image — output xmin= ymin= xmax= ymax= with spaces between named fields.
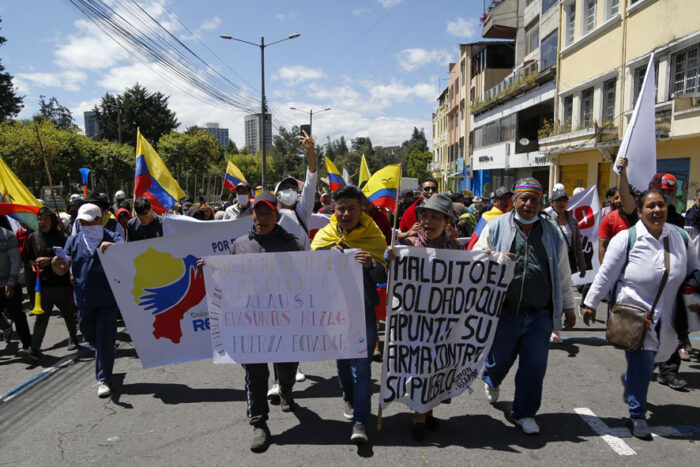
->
xmin=473 ymin=178 xmax=576 ymax=435
xmin=53 ymin=203 xmax=123 ymax=398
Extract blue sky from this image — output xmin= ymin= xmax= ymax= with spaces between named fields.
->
xmin=1 ymin=0 xmax=483 ymax=148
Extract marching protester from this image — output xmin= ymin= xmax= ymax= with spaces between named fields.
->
xmin=598 ymin=186 xmax=627 ymax=262
xmin=225 ymin=191 xmax=305 ymax=453
xmin=601 ymin=187 xmax=619 ymax=218
xmin=386 ymin=193 xmax=463 ymax=441
xmin=396 ymin=188 xmax=415 ymax=226
xmin=52 ymin=203 xmax=123 ymax=398
xmin=223 ymin=183 xmax=254 ymax=220
xmin=115 ymin=207 xmax=131 ymax=241
xmin=311 ymin=186 xmax=387 ymax=444
xmin=467 ymin=186 xmax=513 ymax=250
xmin=267 ymin=130 xmax=318 ymax=394
xmin=398 ymin=177 xmax=438 ymax=237
xmin=19 ymin=208 xmax=79 ymax=362
xmin=317 ymin=192 xmax=333 ymax=214
xmin=127 ymin=198 xmax=163 ymax=241
xmin=686 ymin=188 xmax=700 ymax=235
xmin=544 ymin=184 xmax=587 ymax=343
xmin=582 ymin=188 xmax=698 ymax=440
xmin=473 ymin=178 xmax=576 ymax=435
xmin=0 ymin=215 xmax=31 ymax=353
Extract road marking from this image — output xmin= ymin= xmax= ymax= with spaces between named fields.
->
xmin=574 ymin=407 xmax=637 ymax=456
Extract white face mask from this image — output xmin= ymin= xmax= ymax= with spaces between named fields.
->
xmin=237 ymin=194 xmax=250 ymax=207
xmin=82 ymin=224 xmax=104 ymax=254
xmin=279 ymin=189 xmax=297 ymax=206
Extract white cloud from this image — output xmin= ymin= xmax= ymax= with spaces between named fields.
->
xmin=352 ymin=8 xmax=372 ymax=16
xmin=446 ymin=16 xmax=479 ymax=39
xmin=16 ymin=71 xmax=87 ymax=92
xmin=274 ymin=65 xmax=326 ymax=85
xmin=54 ymin=19 xmax=130 ymax=70
xmin=377 ymin=0 xmax=403 ymax=8
xmin=199 ymin=17 xmax=221 ymax=31
xmin=396 ymin=48 xmax=453 ymax=72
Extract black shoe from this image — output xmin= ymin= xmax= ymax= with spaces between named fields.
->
xmin=410 ymin=422 xmax=428 ymax=441
xmin=658 ymin=374 xmax=688 ymax=390
xmin=630 ymin=418 xmax=652 ymax=440
xmin=279 ymin=393 xmax=294 ymax=413
xmin=425 ymin=415 xmax=440 ymax=431
xmin=18 ymin=347 xmax=41 ymax=363
xmin=351 ymin=424 xmax=368 ymax=444
xmin=67 ymin=337 xmax=80 ymax=351
xmin=250 ymin=423 xmax=271 ymax=453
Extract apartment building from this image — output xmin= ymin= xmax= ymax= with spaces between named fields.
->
xmin=540 ymin=0 xmax=700 ymax=208
xmin=469 ymin=0 xmax=560 ymax=196
xmin=431 ymin=87 xmax=449 ymax=191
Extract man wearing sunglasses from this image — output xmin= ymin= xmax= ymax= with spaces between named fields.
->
xmin=398 ymin=177 xmax=439 ymax=237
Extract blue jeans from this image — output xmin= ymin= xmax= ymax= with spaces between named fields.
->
xmin=336 ymin=316 xmax=377 ymax=426
xmin=482 ymin=309 xmax=553 ymax=419
xmin=623 ymin=349 xmax=656 ymax=419
xmin=78 ymin=306 xmax=118 ymax=383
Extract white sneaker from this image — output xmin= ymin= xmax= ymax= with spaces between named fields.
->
xmin=267 ymin=383 xmax=280 ymax=404
xmin=515 ymin=417 xmax=540 ymax=435
xmin=484 ymin=383 xmax=499 ymax=403
xmin=295 ymin=367 xmax=306 ymax=383
xmin=96 ymin=381 xmax=111 ymax=398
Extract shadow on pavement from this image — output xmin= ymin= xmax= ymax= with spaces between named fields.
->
xmin=293 ymin=374 xmax=381 ymax=400
xmin=116 ymin=375 xmax=246 ymax=405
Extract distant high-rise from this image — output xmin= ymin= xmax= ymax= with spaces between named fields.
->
xmin=84 ymin=111 xmax=100 ymax=139
xmin=204 ymin=122 xmax=229 ymax=149
xmin=244 ymin=113 xmax=272 ymax=154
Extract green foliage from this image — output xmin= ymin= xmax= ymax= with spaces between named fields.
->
xmin=0 ymin=20 xmax=23 ymax=121
xmin=94 ymin=84 xmax=179 ymax=145
xmin=36 ymin=96 xmax=78 ymax=132
xmin=406 ymin=150 xmax=433 ymax=180
xmin=157 ymin=129 xmax=221 ymax=182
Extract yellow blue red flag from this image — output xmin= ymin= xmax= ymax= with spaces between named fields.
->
xmin=134 ymin=129 xmax=185 ymax=215
xmin=324 ymin=156 xmax=346 ymax=192
xmin=0 ymin=157 xmax=42 ymax=230
xmin=223 ymin=160 xmax=247 ymax=191
xmin=361 ymin=164 xmax=400 ymax=211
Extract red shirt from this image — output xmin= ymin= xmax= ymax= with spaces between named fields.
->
xmin=598 ymin=210 xmax=632 ymax=240
xmin=369 ymin=206 xmax=392 ymax=245
xmin=399 ymin=198 xmax=422 ymax=232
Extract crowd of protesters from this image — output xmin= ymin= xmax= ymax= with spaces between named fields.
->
xmin=1 ymin=131 xmax=699 ymax=450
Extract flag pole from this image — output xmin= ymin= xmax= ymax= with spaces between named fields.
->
xmin=132 ymin=128 xmax=140 ymax=217
xmin=376 ymin=163 xmax=402 ymax=432
xmin=34 ymin=121 xmax=59 ymax=212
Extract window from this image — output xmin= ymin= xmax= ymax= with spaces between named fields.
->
xmin=541 ymin=29 xmax=558 ymax=69
xmin=671 ymin=44 xmax=699 ymax=95
xmin=583 ymin=0 xmax=596 ymax=34
xmin=566 ymin=4 xmax=576 ymax=45
xmin=563 ymin=95 xmax=573 ymax=128
xmin=485 ymin=121 xmax=499 ymax=146
xmin=607 ymin=0 xmax=619 ymax=18
xmin=580 ymin=87 xmax=594 ymax=127
xmin=499 ymin=114 xmax=516 ymax=142
xmin=633 ymin=60 xmax=659 ymax=104
xmin=542 ymin=0 xmax=557 ymax=13
xmin=474 ymin=127 xmax=483 ymax=148
xmin=525 ymin=20 xmax=539 ymax=55
xmin=602 ymin=78 xmax=616 ymax=124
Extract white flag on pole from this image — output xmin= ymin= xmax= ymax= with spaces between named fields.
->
xmin=614 ymin=52 xmax=656 ymax=193
xmin=342 ymin=167 xmax=353 ymax=185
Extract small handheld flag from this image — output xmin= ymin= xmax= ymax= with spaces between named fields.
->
xmin=324 ymin=156 xmax=346 ymax=192
xmin=223 ymin=161 xmax=247 ymax=191
xmin=361 ymin=164 xmax=400 ymax=211
xmin=359 ymin=155 xmax=371 ymax=189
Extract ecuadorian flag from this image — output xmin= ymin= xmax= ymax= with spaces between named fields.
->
xmin=361 ymin=164 xmax=400 ymax=212
xmin=134 ymin=129 xmax=185 ymax=215
xmin=324 ymin=156 xmax=346 ymax=192
xmin=466 ymin=207 xmax=505 ymax=250
xmin=0 ymin=157 xmax=42 ymax=231
xmin=223 ymin=161 xmax=247 ymax=191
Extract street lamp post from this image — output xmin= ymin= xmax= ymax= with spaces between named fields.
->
xmin=220 ymin=33 xmax=300 ymax=189
xmin=289 ymin=106 xmax=331 ymax=134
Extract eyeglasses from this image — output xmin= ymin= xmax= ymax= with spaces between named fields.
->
xmin=423 ymin=186 xmax=438 ymax=192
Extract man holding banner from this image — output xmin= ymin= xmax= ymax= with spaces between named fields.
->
xmin=311 ymin=186 xmax=387 ymax=444
xmin=473 ymin=178 xmax=576 ymax=435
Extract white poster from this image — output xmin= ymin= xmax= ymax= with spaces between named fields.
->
xmin=567 ymin=186 xmax=601 ymax=286
xmin=379 ymin=246 xmax=515 ymax=413
xmin=99 ymin=218 xmax=252 ymax=368
xmin=202 ymin=250 xmax=367 ymax=364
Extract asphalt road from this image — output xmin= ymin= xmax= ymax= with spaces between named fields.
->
xmin=1 ymin=304 xmax=699 ymax=466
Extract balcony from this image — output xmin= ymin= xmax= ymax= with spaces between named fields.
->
xmin=481 ymin=0 xmax=517 ymax=39
xmin=472 ymin=60 xmax=552 ymax=114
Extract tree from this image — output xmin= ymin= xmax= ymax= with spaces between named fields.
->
xmin=37 ymin=96 xmax=77 ymax=131
xmin=0 ymin=19 xmax=23 ymax=121
xmin=157 ymin=129 xmax=220 ymax=183
xmin=406 ymin=149 xmax=433 ymax=181
xmin=94 ymin=84 xmax=179 ymax=145
xmin=225 ymin=139 xmax=238 ymax=155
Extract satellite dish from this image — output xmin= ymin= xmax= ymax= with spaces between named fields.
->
xmin=519 ymin=138 xmax=530 ymax=146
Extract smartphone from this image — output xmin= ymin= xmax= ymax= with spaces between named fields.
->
xmin=300 ymin=124 xmax=311 ymax=137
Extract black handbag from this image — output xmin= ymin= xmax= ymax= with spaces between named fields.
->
xmin=606 ymin=236 xmax=670 ymax=351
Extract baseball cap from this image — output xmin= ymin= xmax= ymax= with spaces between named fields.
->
xmin=649 ymin=172 xmax=677 ymax=193
xmin=495 ymin=186 xmax=514 ymax=199
xmin=76 ymin=203 xmax=102 ymax=222
xmin=274 ymin=176 xmax=300 ymax=193
xmin=253 ymin=191 xmax=278 ymax=211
